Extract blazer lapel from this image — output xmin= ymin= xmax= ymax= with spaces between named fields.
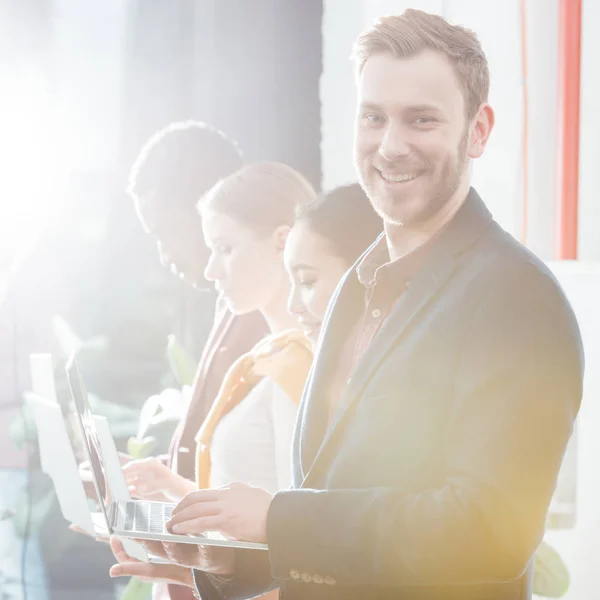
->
xmin=295 ymin=270 xmax=365 ymax=481
xmin=301 ymin=247 xmax=456 ymax=487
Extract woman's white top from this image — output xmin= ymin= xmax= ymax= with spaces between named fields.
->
xmin=209 ymin=377 xmax=298 ymax=493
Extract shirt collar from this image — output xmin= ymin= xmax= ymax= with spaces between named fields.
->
xmin=355 ymin=186 xmax=481 ymax=289
xmin=355 ymin=233 xmax=389 ymax=287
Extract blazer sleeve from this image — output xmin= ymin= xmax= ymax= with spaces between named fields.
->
xmin=193 ymin=549 xmax=276 ymax=600
xmin=264 ymin=265 xmax=584 ymax=587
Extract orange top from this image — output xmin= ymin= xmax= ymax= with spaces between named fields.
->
xmin=195 ymin=329 xmax=313 ymax=489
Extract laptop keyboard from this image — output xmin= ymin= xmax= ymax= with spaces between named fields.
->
xmin=123 ymin=501 xmax=175 ymax=534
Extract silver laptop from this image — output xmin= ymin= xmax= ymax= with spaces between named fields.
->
xmin=28 ymin=354 xmax=160 ymax=562
xmin=65 ymin=353 xmax=268 ymax=551
xmin=27 ymin=390 xmax=162 ymax=562
xmin=29 ymin=353 xmax=109 ymax=533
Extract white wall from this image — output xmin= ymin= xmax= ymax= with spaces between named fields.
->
xmin=320 ymin=0 xmax=364 ymax=192
xmin=52 ymin=0 xmax=127 ymax=172
xmin=321 ymin=0 xmax=598 ymax=262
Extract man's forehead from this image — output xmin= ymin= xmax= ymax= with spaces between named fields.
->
xmin=357 ymin=51 xmax=464 ymax=111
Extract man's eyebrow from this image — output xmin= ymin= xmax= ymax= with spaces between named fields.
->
xmin=406 ymin=104 xmax=444 ymax=113
xmin=358 ymin=102 xmax=445 ymax=114
xmin=358 ymin=101 xmax=381 ymax=111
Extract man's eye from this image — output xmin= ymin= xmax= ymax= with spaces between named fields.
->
xmin=413 ymin=116 xmax=437 ymax=126
xmin=215 ymin=245 xmax=231 ymax=255
xmin=299 ymin=279 xmax=315 ymax=289
xmin=362 ymin=113 xmax=384 ymax=125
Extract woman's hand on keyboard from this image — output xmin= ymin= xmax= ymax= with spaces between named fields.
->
xmin=108 ymin=536 xmax=194 ymax=586
xmin=123 ymin=457 xmax=195 ymax=502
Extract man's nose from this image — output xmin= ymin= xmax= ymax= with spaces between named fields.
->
xmin=378 ymin=122 xmax=411 ymax=163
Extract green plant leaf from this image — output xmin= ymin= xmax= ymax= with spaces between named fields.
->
xmin=120 ymin=576 xmax=153 ymax=600
xmin=127 ymin=436 xmax=158 ymax=459
xmin=533 ymin=540 xmax=570 ymax=598
xmin=167 ymin=335 xmax=197 ymax=386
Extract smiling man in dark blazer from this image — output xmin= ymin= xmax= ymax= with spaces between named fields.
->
xmin=113 ymin=10 xmax=584 ymax=600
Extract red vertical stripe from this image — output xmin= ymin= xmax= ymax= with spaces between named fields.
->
xmin=554 ymin=0 xmax=582 ymax=259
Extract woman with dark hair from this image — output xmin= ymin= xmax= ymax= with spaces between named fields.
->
xmin=285 ymin=183 xmax=383 ymax=345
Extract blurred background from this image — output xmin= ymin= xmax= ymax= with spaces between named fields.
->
xmin=1 ymin=1 xmax=599 ymax=599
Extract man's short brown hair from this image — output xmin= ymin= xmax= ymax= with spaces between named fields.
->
xmin=351 ymin=9 xmax=490 ymax=120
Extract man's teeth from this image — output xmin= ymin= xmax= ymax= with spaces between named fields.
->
xmin=380 ymin=172 xmax=418 ymax=183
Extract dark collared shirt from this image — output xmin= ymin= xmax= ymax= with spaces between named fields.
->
xmin=327 ymin=233 xmax=432 ymax=425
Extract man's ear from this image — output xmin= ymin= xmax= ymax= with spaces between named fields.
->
xmin=467 ymin=103 xmax=495 ymax=159
xmin=273 ymin=225 xmax=291 ymax=253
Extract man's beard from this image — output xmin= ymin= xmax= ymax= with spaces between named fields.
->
xmin=360 ymin=132 xmax=470 ymax=228
xmin=414 ymin=132 xmax=470 ymax=226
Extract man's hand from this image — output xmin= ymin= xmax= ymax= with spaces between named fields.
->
xmin=167 ymin=482 xmax=273 ymax=543
xmin=130 ymin=537 xmax=235 ymax=575
xmin=123 ymin=458 xmax=194 ymax=502
xmin=108 ymin=537 xmax=194 ymax=586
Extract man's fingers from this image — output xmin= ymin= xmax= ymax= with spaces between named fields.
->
xmin=172 ymin=490 xmax=221 ymax=514
xmin=109 ymin=537 xmax=135 ymax=563
xmin=167 ymin=501 xmax=221 ymax=530
xmin=110 ymin=562 xmax=191 ymax=586
xmin=168 ymin=516 xmax=224 ymax=535
xmin=109 ymin=536 xmax=124 ymax=554
xmin=162 ymin=541 xmax=195 ymax=565
xmin=109 ymin=561 xmax=152 ymax=579
xmin=133 ymin=538 xmax=169 ymax=559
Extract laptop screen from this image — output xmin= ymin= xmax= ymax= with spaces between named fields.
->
xmin=64 ymin=354 xmax=111 ymax=525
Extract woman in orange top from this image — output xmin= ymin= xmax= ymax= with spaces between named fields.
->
xmin=126 ymin=162 xmax=315 ymax=508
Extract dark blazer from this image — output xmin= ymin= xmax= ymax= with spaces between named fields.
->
xmin=195 ymin=189 xmax=584 ymax=600
xmin=168 ymin=300 xmax=268 ymax=479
